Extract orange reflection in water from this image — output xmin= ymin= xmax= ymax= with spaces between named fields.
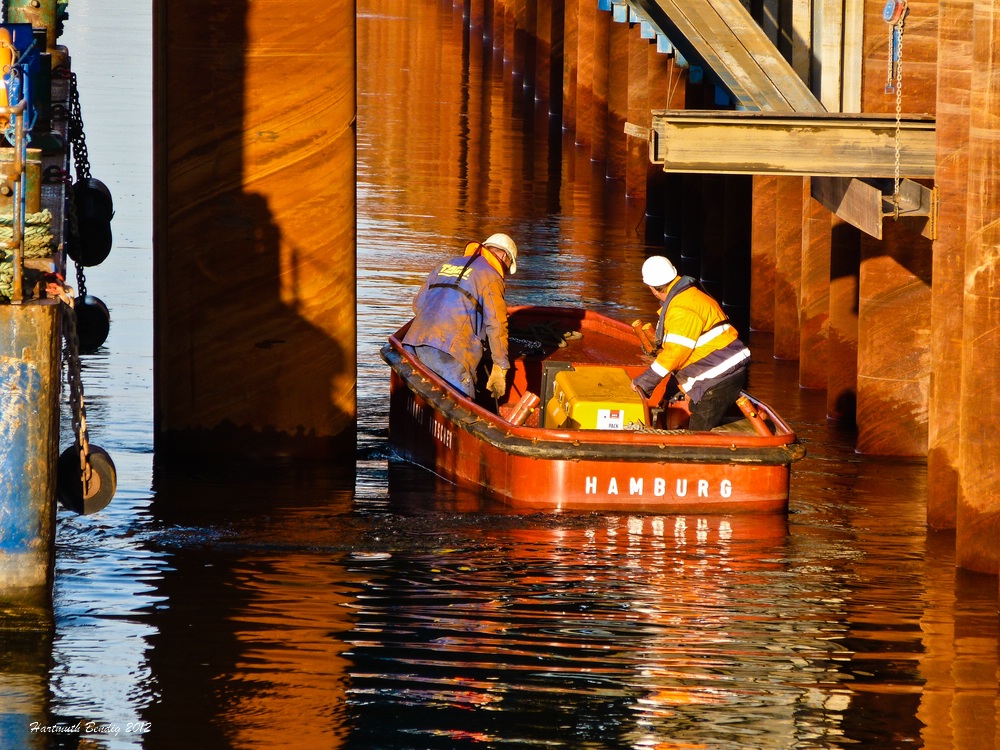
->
xmin=218 ymin=556 xmax=360 ymax=749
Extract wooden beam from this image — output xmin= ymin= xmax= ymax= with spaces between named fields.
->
xmin=624 ymin=122 xmax=651 ymax=139
xmin=814 ymin=0 xmax=843 ymax=111
xmin=649 ymin=110 xmax=936 ymax=177
xmin=628 ymin=0 xmax=823 ymax=112
xmin=841 ymin=0 xmax=864 ymax=112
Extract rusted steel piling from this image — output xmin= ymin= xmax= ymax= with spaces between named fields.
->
xmin=958 ymin=0 xmax=1000 ymax=575
xmin=826 ymin=219 xmax=861 ymax=426
xmin=927 ymin=0 xmax=971 ymax=530
xmin=855 ymin=220 xmax=933 ymax=457
xmin=773 ymin=178 xmax=804 ymax=362
xmin=798 ymin=194 xmax=831 ymax=389
xmin=152 ymin=0 xmax=357 ymax=461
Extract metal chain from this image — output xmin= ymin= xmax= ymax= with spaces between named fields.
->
xmin=41 ymin=164 xmax=88 ymax=299
xmin=48 ymin=70 xmax=96 ymax=492
xmin=893 ymin=18 xmax=905 ymax=217
xmin=67 ymin=71 xmax=92 ymax=179
xmin=70 ymin=176 xmax=88 ymax=298
xmin=885 ymin=28 xmax=895 ymax=94
xmin=62 ymin=73 xmax=95 ymax=489
xmin=75 ymin=255 xmax=87 ymax=298
xmin=64 ymin=72 xmax=89 ymax=296
xmin=53 ymin=285 xmax=94 ymax=492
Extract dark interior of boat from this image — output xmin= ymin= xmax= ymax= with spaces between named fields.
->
xmin=471 ymin=308 xmax=771 ymax=436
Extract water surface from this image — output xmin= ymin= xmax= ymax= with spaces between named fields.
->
xmin=4 ymin=2 xmax=995 ymax=749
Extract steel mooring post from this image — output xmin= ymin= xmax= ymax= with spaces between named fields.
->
xmin=0 ymin=301 xmax=61 ymax=590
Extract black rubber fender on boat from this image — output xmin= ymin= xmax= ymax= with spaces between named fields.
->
xmin=68 ymin=178 xmax=114 ymax=267
xmin=57 ymin=444 xmax=117 ymax=515
xmin=75 ymin=294 xmax=111 ymax=353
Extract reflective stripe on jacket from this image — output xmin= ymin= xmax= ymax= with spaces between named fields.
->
xmin=403 ymin=252 xmax=509 ymax=378
xmin=651 ymin=280 xmax=749 ymax=401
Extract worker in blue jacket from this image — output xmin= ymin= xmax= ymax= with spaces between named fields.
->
xmin=403 ymin=233 xmax=519 ymax=399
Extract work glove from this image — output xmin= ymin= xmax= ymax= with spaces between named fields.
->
xmin=487 ymin=364 xmax=507 ymax=399
xmin=632 ymin=367 xmax=662 ymax=399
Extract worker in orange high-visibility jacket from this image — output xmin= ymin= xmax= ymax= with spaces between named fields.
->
xmin=632 ymin=255 xmax=751 ymax=431
xmin=403 ymin=233 xmax=519 ymax=400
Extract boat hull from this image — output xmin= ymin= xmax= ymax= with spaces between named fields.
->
xmin=388 ymin=369 xmax=791 ymax=512
xmin=383 ymin=307 xmax=805 ymax=513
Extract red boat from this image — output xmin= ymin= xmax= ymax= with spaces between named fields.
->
xmin=381 ymin=306 xmax=805 ymax=513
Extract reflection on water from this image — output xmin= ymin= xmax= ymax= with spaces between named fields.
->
xmin=2 ymin=1 xmax=995 ymax=749
xmin=343 ymin=515 xmax=827 ymax=750
xmin=0 ymin=596 xmax=52 ymax=750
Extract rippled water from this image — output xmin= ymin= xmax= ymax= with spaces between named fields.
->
xmin=3 ymin=1 xmax=996 ymax=749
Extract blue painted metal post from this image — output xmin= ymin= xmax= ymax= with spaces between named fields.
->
xmin=0 ymin=301 xmax=61 ymax=589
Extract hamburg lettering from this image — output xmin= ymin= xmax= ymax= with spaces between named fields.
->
xmin=585 ymin=476 xmax=733 ymax=498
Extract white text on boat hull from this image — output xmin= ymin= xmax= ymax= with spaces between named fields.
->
xmin=586 ymin=476 xmax=733 ymax=498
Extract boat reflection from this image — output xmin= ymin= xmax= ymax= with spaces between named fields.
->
xmin=343 ymin=480 xmax=871 ymax=749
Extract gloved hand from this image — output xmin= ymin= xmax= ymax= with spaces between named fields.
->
xmin=486 ymin=364 xmax=507 ymax=398
xmin=632 ymin=367 xmax=662 ymax=399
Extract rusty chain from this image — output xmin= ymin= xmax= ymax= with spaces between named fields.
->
xmin=51 ymin=71 xmax=95 ymax=491
xmin=885 ymin=6 xmax=907 ymax=217
xmin=51 ymin=282 xmax=94 ymax=493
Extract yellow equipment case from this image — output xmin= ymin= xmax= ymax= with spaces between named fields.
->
xmin=543 ymin=365 xmax=647 ymax=430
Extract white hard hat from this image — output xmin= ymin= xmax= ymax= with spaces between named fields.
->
xmin=482 ymin=233 xmax=518 ymax=274
xmin=642 ymin=255 xmax=677 ymax=286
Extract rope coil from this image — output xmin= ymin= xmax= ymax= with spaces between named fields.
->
xmin=0 ymin=208 xmax=54 ymax=298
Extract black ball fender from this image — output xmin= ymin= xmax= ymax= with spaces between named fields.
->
xmin=68 ymin=178 xmax=114 ymax=267
xmin=57 ymin=444 xmax=117 ymax=515
xmin=75 ymin=294 xmax=111 ymax=353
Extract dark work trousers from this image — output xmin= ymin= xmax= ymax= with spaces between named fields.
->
xmin=403 ymin=344 xmax=475 ymax=397
xmin=687 ymin=367 xmax=747 ymax=431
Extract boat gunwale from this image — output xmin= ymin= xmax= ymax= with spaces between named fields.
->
xmin=383 ymin=306 xmax=806 ymax=466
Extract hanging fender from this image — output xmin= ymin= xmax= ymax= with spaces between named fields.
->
xmin=75 ymin=294 xmax=111 ymax=353
xmin=57 ymin=444 xmax=117 ymax=515
xmin=68 ymin=177 xmax=114 ymax=266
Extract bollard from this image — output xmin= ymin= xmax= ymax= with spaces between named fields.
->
xmin=735 ymin=394 xmax=772 ymax=437
xmin=507 ymin=391 xmax=540 ymax=426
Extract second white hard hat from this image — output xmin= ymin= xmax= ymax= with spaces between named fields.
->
xmin=483 ymin=233 xmax=518 ymax=274
xmin=642 ymin=255 xmax=678 ymax=286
